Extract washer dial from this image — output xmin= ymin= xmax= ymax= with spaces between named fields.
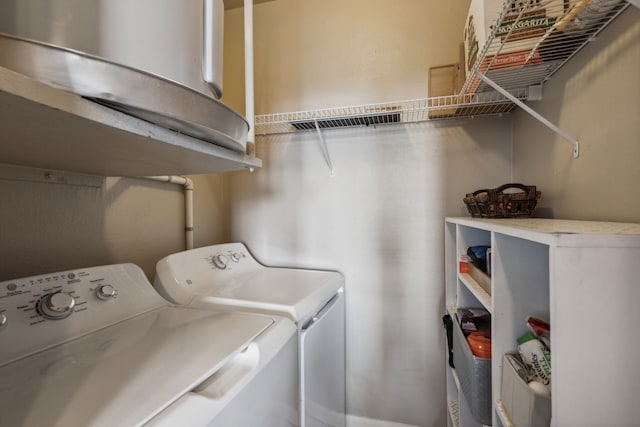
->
xmin=212 ymin=254 xmax=229 ymax=269
xmin=96 ymin=284 xmax=117 ymax=301
xmin=37 ymin=291 xmax=75 ymax=320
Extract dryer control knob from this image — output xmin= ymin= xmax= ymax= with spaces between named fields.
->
xmin=38 ymin=291 xmax=75 ymax=320
xmin=96 ymin=284 xmax=117 ymax=301
xmin=212 ymin=254 xmax=229 ymax=269
xmin=231 ymin=252 xmax=241 ymax=263
xmin=0 ymin=312 xmax=7 ymax=328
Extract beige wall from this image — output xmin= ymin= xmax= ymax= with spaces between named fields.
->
xmin=512 ymin=7 xmax=640 ymax=222
xmin=0 ymin=169 xmax=229 ymax=281
xmin=224 ymin=0 xmax=471 ymax=114
xmin=222 ymin=1 xmax=514 ymax=426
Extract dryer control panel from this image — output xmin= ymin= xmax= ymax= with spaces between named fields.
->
xmin=208 ymin=247 xmax=249 ymax=270
xmin=0 ymin=264 xmax=166 ymax=366
xmin=154 ymin=242 xmax=264 ymax=305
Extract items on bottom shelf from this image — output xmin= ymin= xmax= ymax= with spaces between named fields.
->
xmin=458 ymin=307 xmax=491 ymax=334
xmin=518 ymin=316 xmax=552 ymax=390
xmin=501 ymin=317 xmax=552 ymax=427
xmin=526 ymin=316 xmax=551 ymax=349
xmin=501 ymin=353 xmax=552 ymax=427
xmin=518 ymin=332 xmax=552 ymax=389
xmin=453 ymin=308 xmax=493 ymax=425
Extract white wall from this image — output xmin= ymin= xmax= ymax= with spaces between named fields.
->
xmin=228 ymin=117 xmax=512 ymax=426
xmin=512 ymin=7 xmax=640 ymax=222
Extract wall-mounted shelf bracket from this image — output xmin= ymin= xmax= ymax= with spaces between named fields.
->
xmin=476 ymin=72 xmax=579 ymax=159
xmin=313 ymin=118 xmax=336 ymax=177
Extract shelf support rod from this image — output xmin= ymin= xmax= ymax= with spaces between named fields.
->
xmin=313 ymin=119 xmax=336 ymax=177
xmin=476 ymin=72 xmax=579 ymax=159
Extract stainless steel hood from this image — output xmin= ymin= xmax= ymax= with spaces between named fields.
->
xmin=0 ymin=33 xmax=248 ymax=153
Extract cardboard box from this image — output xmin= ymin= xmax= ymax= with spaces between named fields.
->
xmin=428 ymin=63 xmax=460 ymax=118
xmin=463 ymin=0 xmax=567 ymax=78
xmin=501 ymin=353 xmax=551 ymax=427
xmin=427 ymin=43 xmax=468 ymax=118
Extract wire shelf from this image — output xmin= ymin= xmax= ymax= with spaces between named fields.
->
xmin=255 ymin=89 xmax=528 ymax=136
xmin=464 ymin=0 xmax=630 ymax=94
xmin=255 ymin=0 xmax=630 ymax=136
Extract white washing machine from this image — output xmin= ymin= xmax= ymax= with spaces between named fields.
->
xmin=0 ymin=263 xmax=298 ymax=427
xmin=154 ymin=242 xmax=346 ymax=427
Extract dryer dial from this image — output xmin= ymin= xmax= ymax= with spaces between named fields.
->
xmin=37 ymin=291 xmax=75 ymax=320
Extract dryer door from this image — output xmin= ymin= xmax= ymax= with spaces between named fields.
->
xmin=300 ymin=290 xmax=346 ymax=427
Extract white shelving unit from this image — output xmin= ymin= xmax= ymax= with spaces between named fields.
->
xmin=445 ymin=217 xmax=640 ymax=426
xmin=0 ymin=66 xmax=261 ymax=177
xmin=255 ymin=0 xmax=630 ymax=138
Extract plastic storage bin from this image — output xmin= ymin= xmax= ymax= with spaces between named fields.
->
xmin=501 ymin=353 xmax=551 ymax=427
xmin=453 ymin=317 xmax=492 ymax=425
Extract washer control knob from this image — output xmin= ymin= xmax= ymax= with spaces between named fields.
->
xmin=96 ymin=284 xmax=117 ymax=301
xmin=0 ymin=312 xmax=7 ymax=328
xmin=231 ymin=252 xmax=241 ymax=263
xmin=212 ymin=254 xmax=229 ymax=269
xmin=38 ymin=291 xmax=75 ymax=320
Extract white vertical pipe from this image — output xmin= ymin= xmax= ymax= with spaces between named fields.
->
xmin=244 ymin=0 xmax=255 ymax=144
xmin=140 ymin=176 xmax=194 ymax=250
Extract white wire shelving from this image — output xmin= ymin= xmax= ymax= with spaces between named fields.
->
xmin=465 ymin=0 xmax=630 ymax=95
xmin=254 ymin=0 xmax=630 ymax=139
xmin=254 ymin=89 xmax=527 ymax=136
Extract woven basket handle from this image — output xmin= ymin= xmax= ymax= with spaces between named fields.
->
xmin=471 ymin=189 xmax=490 ymax=196
xmin=495 ymin=183 xmax=536 ymax=198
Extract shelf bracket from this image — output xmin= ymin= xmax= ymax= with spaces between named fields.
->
xmin=476 ymin=72 xmax=580 ymax=159
xmin=313 ymin=119 xmax=336 ymax=177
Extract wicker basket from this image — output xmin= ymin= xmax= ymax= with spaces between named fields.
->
xmin=464 ymin=183 xmax=541 ymax=218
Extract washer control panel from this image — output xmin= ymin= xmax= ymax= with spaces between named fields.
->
xmin=0 ymin=264 xmax=166 ymax=366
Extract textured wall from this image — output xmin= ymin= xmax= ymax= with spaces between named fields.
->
xmin=228 ymin=117 xmax=512 ymax=426
xmin=512 ymin=7 xmax=640 ymax=222
xmin=223 ymin=0 xmax=471 ymax=115
xmin=0 ymin=170 xmax=229 ymax=281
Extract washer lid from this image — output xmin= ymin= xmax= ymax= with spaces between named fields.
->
xmin=0 ymin=306 xmax=273 ymax=427
xmin=194 ymin=268 xmax=343 ymax=322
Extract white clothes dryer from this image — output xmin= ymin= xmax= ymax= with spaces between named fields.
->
xmin=0 ymin=263 xmax=297 ymax=427
xmin=154 ymin=242 xmax=346 ymax=427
